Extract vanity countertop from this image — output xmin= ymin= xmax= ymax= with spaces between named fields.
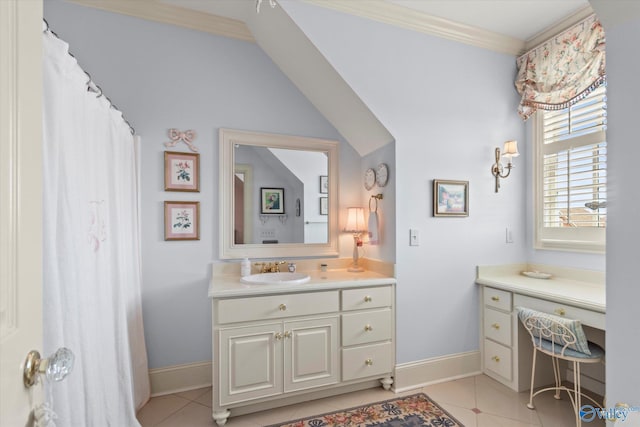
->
xmin=209 ymin=269 xmax=396 ymax=298
xmin=476 ymin=263 xmax=605 ymax=313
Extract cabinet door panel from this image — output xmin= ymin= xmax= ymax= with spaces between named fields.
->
xmin=219 ymin=323 xmax=283 ymax=406
xmin=284 ymin=317 xmax=339 ymax=392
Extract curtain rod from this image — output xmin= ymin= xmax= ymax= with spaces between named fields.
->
xmin=518 ymin=13 xmax=598 ymax=60
xmin=42 ymin=18 xmax=135 ymax=136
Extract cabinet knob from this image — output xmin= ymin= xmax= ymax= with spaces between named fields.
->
xmin=279 ymin=303 xmax=287 ymax=311
xmin=491 ymin=323 xmax=500 ymax=330
xmin=365 ymin=358 xmax=373 ymax=366
xmin=491 ymin=355 xmax=500 ymax=363
xmin=555 ymin=308 xmax=566 ymax=316
xmin=491 ymin=296 xmax=500 ymax=302
xmin=364 ymin=324 xmax=373 ymax=332
xmin=284 ymin=331 xmax=292 ymax=339
xmin=364 ymin=296 xmax=372 ymax=303
xmin=274 ymin=332 xmax=283 ymax=340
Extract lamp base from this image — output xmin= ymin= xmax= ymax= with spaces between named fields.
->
xmin=348 ymin=265 xmax=364 ymax=273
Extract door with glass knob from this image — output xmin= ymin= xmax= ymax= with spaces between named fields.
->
xmin=0 ymin=1 xmax=45 ymax=424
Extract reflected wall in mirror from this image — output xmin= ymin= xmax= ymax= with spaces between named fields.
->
xmin=220 ymin=128 xmax=339 ymax=259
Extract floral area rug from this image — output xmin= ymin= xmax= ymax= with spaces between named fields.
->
xmin=265 ymin=393 xmax=464 ymax=427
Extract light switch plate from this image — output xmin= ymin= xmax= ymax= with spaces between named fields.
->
xmin=410 ymin=229 xmax=419 ymax=246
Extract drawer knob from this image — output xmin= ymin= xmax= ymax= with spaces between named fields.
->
xmin=364 ymin=296 xmax=372 ymax=303
xmin=365 ymin=358 xmax=373 ymax=366
xmin=279 ymin=303 xmax=287 ymax=311
xmin=491 ymin=355 xmax=500 ymax=363
xmin=555 ymin=308 xmax=566 ymax=316
xmin=274 ymin=332 xmax=283 ymax=340
xmin=364 ymin=324 xmax=373 ymax=332
xmin=491 ymin=296 xmax=500 ymax=302
xmin=491 ymin=323 xmax=500 ymax=330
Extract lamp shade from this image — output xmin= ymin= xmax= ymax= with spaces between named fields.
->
xmin=502 ymin=140 xmax=519 ymax=159
xmin=345 ymin=207 xmax=366 ymax=233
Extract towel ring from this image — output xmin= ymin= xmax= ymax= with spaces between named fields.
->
xmin=369 ymin=194 xmax=383 ymax=212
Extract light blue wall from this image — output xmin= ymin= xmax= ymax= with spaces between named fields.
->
xmin=361 ymin=142 xmax=396 ymax=263
xmin=44 ymin=0 xmax=614 ymax=374
xmin=43 ymin=0 xmax=360 ymax=369
xmin=282 ymin=2 xmax=527 ymax=363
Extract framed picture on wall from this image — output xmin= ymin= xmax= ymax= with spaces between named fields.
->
xmin=164 ymin=201 xmax=200 ymax=240
xmin=261 ymin=188 xmax=285 ymax=214
xmin=433 ymin=180 xmax=469 ymax=217
xmin=320 ymin=197 xmax=328 ymax=215
xmin=164 ymin=151 xmax=200 ymax=192
xmin=320 ymin=175 xmax=328 ymax=194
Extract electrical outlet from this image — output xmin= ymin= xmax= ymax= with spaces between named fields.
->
xmin=410 ymin=229 xmax=419 ymax=246
xmin=260 ymin=229 xmax=275 ymax=239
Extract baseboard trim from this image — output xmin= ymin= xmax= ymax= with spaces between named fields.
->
xmin=394 ymin=351 xmax=481 ymax=392
xmin=149 ymin=361 xmax=212 ymax=397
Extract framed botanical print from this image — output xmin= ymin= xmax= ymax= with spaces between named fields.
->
xmin=320 ymin=175 xmax=328 ymax=194
xmin=164 ymin=201 xmax=200 ymax=240
xmin=164 ymin=151 xmax=200 ymax=192
xmin=320 ymin=197 xmax=328 ymax=215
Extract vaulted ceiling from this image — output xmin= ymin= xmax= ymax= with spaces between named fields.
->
xmin=70 ymin=0 xmax=593 ymax=155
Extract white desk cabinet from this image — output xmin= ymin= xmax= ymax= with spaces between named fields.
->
xmin=477 ymin=265 xmax=606 ymax=393
xmin=211 ymin=283 xmax=395 ymax=426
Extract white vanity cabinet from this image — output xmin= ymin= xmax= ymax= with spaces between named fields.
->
xmin=211 ymin=283 xmax=395 ymax=426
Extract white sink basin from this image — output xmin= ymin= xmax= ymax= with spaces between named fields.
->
xmin=241 ymin=272 xmax=311 ymax=285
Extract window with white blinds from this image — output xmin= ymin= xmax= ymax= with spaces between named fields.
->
xmin=535 ymin=85 xmax=607 ymax=252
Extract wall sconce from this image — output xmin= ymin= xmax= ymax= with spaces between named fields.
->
xmin=491 ymin=140 xmax=519 ymax=193
xmin=344 ymin=207 xmax=366 ymax=272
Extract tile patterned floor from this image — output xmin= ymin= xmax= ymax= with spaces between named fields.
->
xmin=137 ymin=374 xmax=605 ymax=427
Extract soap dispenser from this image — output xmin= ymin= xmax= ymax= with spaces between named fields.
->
xmin=240 ymin=257 xmax=251 ymax=277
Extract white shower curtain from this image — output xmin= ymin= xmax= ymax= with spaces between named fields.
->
xmin=42 ymin=23 xmax=150 ymax=426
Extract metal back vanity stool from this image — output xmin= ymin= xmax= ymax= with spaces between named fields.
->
xmin=517 ymin=307 xmax=604 ymax=427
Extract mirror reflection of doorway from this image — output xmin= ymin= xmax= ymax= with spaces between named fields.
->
xmin=234 ymin=173 xmax=244 ymax=244
xmin=234 ymin=164 xmax=253 ymax=245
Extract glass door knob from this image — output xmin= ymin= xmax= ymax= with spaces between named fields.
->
xmin=24 ymin=347 xmax=75 ymax=387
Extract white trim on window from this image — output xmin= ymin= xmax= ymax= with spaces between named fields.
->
xmin=533 ymin=87 xmax=607 ymax=253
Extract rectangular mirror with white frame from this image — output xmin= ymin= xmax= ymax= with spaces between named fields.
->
xmin=219 ymin=128 xmax=339 ymax=259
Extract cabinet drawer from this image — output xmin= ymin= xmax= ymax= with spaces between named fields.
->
xmin=342 ymin=342 xmax=393 ymax=381
xmin=342 ymin=286 xmax=392 ymax=311
xmin=217 ymin=291 xmax=339 ymax=324
xmin=483 ymin=287 xmax=512 ymax=312
xmin=513 ymin=294 xmax=605 ymax=330
xmin=342 ymin=309 xmax=392 ymax=346
xmin=484 ymin=307 xmax=511 ymax=346
xmin=484 ymin=339 xmax=512 ymax=381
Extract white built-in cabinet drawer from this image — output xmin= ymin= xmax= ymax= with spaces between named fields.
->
xmin=513 ymin=294 xmax=605 ymax=330
xmin=342 ymin=342 xmax=393 ymax=381
xmin=484 ymin=287 xmax=512 ymax=312
xmin=483 ymin=307 xmax=511 ymax=346
xmin=217 ymin=291 xmax=339 ymax=324
xmin=484 ymin=338 xmax=512 ymax=381
xmin=342 ymin=309 xmax=392 ymax=346
xmin=342 ymin=286 xmax=392 ymax=311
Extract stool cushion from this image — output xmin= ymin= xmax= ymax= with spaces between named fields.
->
xmin=516 ymin=306 xmax=591 ymax=355
xmin=539 ymin=338 xmax=604 ymax=359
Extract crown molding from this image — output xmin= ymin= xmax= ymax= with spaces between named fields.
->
xmin=68 ymin=0 xmax=254 ymax=43
xmin=302 ymin=0 xmax=525 ymax=56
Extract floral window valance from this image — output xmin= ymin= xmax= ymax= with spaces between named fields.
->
xmin=515 ymin=14 xmax=606 ymax=120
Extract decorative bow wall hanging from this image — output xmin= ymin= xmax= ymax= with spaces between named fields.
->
xmin=164 ymin=128 xmax=198 ymax=152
